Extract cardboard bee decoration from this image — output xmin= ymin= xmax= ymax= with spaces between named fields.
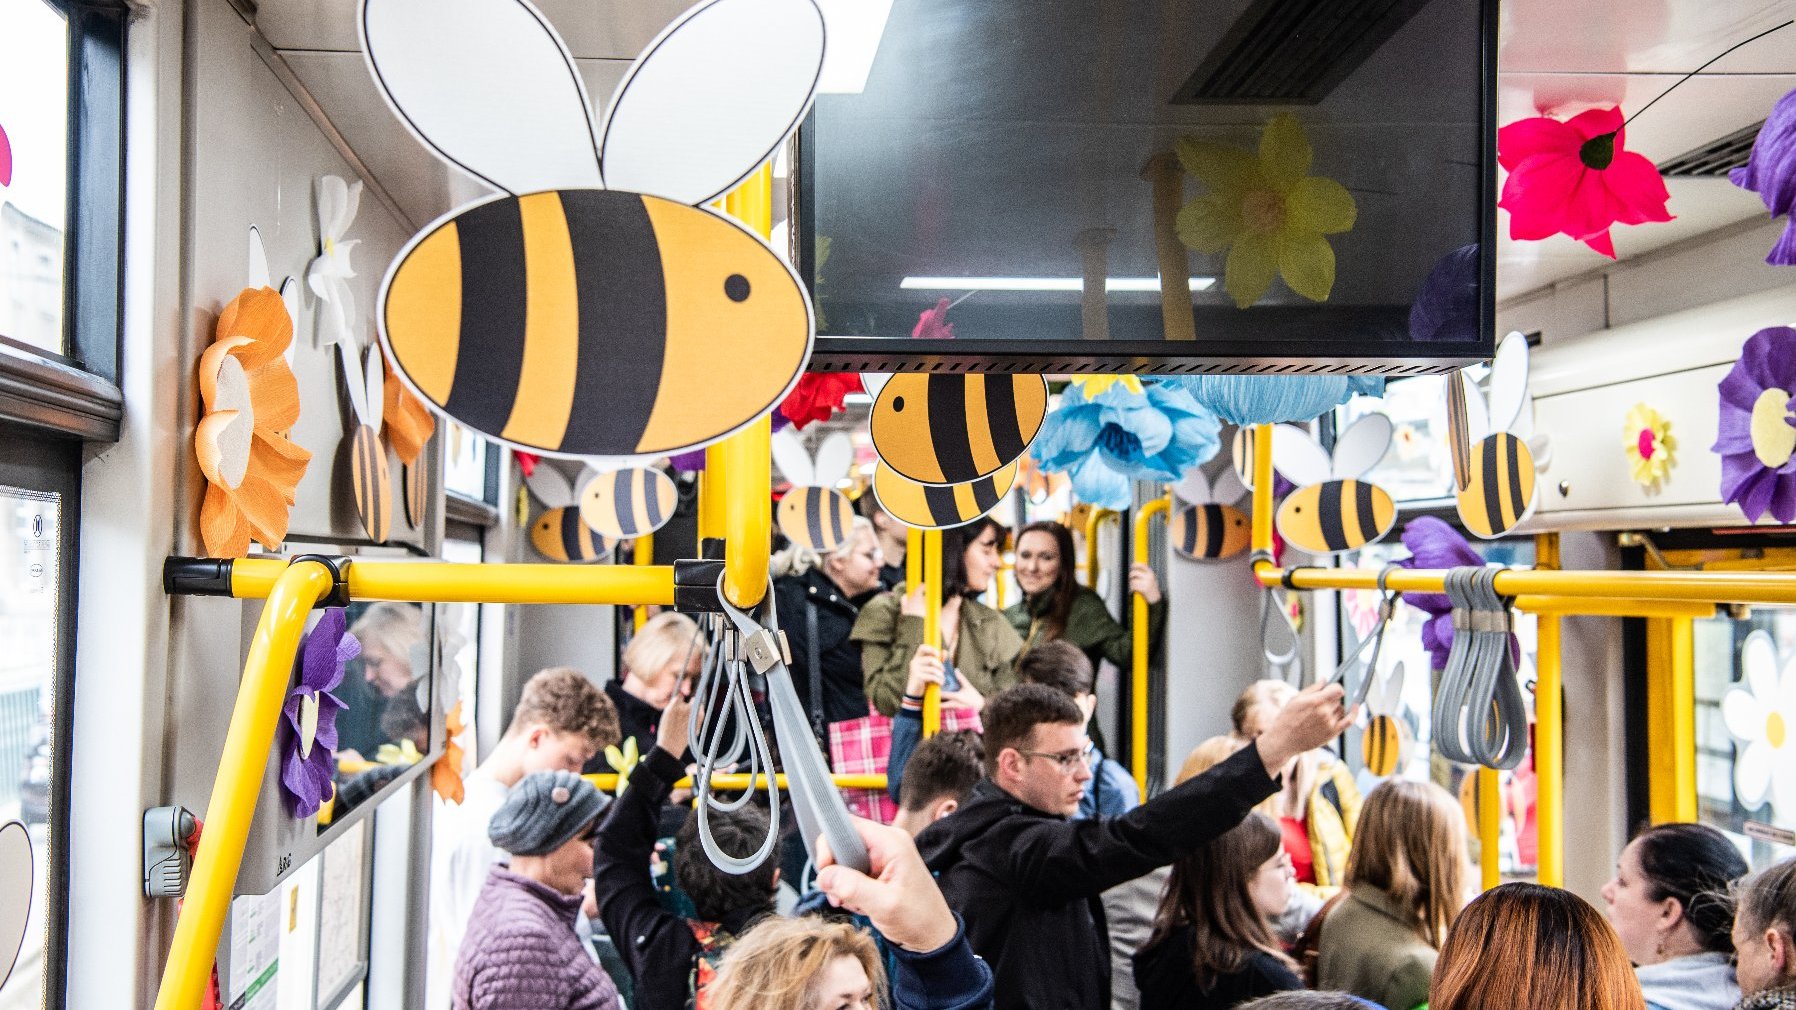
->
xmin=771 ymin=426 xmax=857 ymax=552
xmin=523 ymin=463 xmax=615 ymax=563
xmin=360 ymin=0 xmax=825 ymax=460
xmin=339 ymin=342 xmax=393 ymax=542
xmin=1271 ymin=414 xmax=1396 ymax=556
xmin=871 ymin=460 xmax=1019 ymax=531
xmin=1170 ymin=463 xmax=1251 ymax=561
xmin=870 ymin=373 xmax=1049 ymax=486
xmin=1447 ymin=331 xmax=1550 ymax=539
xmin=1359 ymin=661 xmax=1408 ymax=778
xmin=578 ymin=466 xmax=678 ymax=541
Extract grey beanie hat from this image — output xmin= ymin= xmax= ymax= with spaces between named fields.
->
xmin=488 ymin=770 xmax=609 ymax=856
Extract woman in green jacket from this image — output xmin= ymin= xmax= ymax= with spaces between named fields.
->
xmin=1003 ymin=520 xmax=1165 ymax=674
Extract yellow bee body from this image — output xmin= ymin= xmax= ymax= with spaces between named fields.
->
xmin=350 ymin=424 xmax=392 ymax=543
xmin=870 ymin=374 xmax=1047 ymax=485
xmin=872 ymin=461 xmax=1018 ymax=530
xmin=1362 ymin=714 xmax=1403 ymax=777
xmin=578 ymin=466 xmax=677 ymax=540
xmin=1171 ymin=503 xmax=1250 ymax=561
xmin=530 ymin=507 xmax=613 ymax=563
xmin=1456 ymin=433 xmax=1536 ymax=539
xmin=1276 ymin=479 xmax=1395 ymax=555
xmin=777 ymin=486 xmax=856 ymax=553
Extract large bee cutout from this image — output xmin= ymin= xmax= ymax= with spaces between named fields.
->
xmin=579 ymin=465 xmax=678 ymax=541
xmin=360 ymin=0 xmax=825 ymax=460
xmin=870 ymin=374 xmax=1049 ymax=486
xmin=1271 ymin=415 xmax=1396 ymax=556
xmin=1448 ymin=331 xmax=1550 ymax=539
xmin=1359 ymin=661 xmax=1408 ymax=777
xmin=523 ymin=464 xmax=615 ymax=563
xmin=1170 ymin=464 xmax=1251 ymax=562
xmin=339 ymin=342 xmax=394 ymax=542
xmin=771 ymin=427 xmax=857 ymax=552
xmin=872 ymin=460 xmax=1019 ymax=531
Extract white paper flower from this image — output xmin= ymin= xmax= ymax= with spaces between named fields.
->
xmin=305 ymin=175 xmax=363 ymax=347
xmin=1722 ymin=630 xmax=1796 ymax=818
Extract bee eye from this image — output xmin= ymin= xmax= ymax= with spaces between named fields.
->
xmin=724 ymin=274 xmax=751 ymax=302
xmin=892 ymin=396 xmax=906 ymax=412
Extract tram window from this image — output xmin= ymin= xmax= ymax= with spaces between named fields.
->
xmin=326 ymin=602 xmax=435 ymax=830
xmin=439 ymin=538 xmax=483 ymax=764
xmin=1336 ymin=377 xmax=1456 ymax=504
xmin=442 ymin=423 xmax=494 ymax=505
xmin=0 ymin=0 xmax=70 ymax=356
xmin=1692 ymin=612 xmax=1795 ymax=865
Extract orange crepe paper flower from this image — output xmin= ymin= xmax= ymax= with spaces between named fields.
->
xmin=196 ymin=287 xmax=312 ymax=557
xmin=432 ymin=700 xmax=468 ymax=804
xmin=382 ymin=353 xmax=437 ymax=466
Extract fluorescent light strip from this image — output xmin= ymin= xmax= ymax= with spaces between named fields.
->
xmin=901 ymin=276 xmax=1216 ymax=292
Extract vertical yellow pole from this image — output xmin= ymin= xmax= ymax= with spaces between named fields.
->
xmin=1478 ymin=766 xmax=1502 ymax=890
xmin=698 ymin=469 xmax=724 ymax=542
xmin=1250 ymin=425 xmax=1274 ymax=561
xmin=1083 ymin=509 xmax=1113 ymax=587
xmin=923 ymin=528 xmax=943 ymax=737
xmin=1669 ymin=617 xmax=1697 ymax=821
xmin=714 ymin=163 xmax=775 ymax=609
xmin=1646 ymin=617 xmax=1698 ymax=823
xmin=1535 ymin=533 xmax=1563 ymax=886
xmin=906 ymin=527 xmax=923 ymax=593
xmin=633 ymin=532 xmax=654 ymax=633
xmin=1131 ymin=496 xmax=1169 ymax=796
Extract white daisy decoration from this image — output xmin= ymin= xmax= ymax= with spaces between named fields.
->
xmin=304 ymin=174 xmax=363 ymax=348
xmin=1722 ymin=630 xmax=1796 ymax=818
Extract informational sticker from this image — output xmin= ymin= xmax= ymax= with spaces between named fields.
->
xmin=227 ymin=890 xmax=281 ymax=1010
xmin=316 ymin=820 xmax=368 ymax=1000
xmin=19 ymin=502 xmax=54 ymax=594
xmin=1745 ymin=820 xmax=1795 ymax=847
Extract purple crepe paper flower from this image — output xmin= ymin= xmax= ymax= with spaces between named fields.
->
xmin=1398 ymin=516 xmax=1486 ymax=672
xmin=1730 ymin=89 xmax=1796 ymax=265
xmin=280 ymin=608 xmax=359 ymax=817
xmin=1410 ymin=245 xmax=1480 ymax=343
xmin=1714 ymin=327 xmax=1796 ymax=522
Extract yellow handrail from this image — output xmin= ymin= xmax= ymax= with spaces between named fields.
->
xmin=154 ymin=561 xmax=336 ymax=1010
xmin=1083 ymin=508 xmax=1118 ymax=587
xmin=584 ymin=772 xmax=888 ymax=792
xmin=227 ymin=557 xmax=676 ymax=606
xmin=1131 ymin=496 xmax=1169 ymax=796
xmin=714 ymin=163 xmax=775 ymax=609
xmin=923 ymin=528 xmax=943 ymax=737
xmin=633 ymin=532 xmax=654 ymax=633
xmin=1534 ymin=533 xmax=1563 ymax=887
xmin=1478 ymin=766 xmax=1501 ymax=890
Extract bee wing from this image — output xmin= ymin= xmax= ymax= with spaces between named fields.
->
xmin=337 ymin=341 xmax=371 ymax=425
xmin=248 ymin=226 xmax=271 ymax=290
xmin=359 ymin=0 xmax=603 ymax=195
xmin=1488 ymin=331 xmax=1532 ymax=435
xmin=1210 ymin=460 xmax=1248 ymax=506
xmin=1330 ymin=413 xmax=1393 ymax=480
xmin=1378 ymin=661 xmax=1405 ymax=715
xmin=813 ymin=432 xmax=855 ymax=487
xmin=861 ymin=373 xmax=892 ymax=402
xmin=1461 ymin=370 xmax=1492 ymax=442
xmin=523 ymin=462 xmax=576 ymax=509
xmin=771 ymin=426 xmax=817 ymax=486
xmin=1171 ymin=469 xmax=1212 ymax=505
xmin=364 ymin=345 xmax=386 ymax=434
xmin=1269 ymin=424 xmax=1332 ymax=487
xmin=599 ymin=0 xmax=825 ymax=206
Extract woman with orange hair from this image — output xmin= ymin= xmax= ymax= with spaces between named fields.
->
xmin=1430 ymin=882 xmax=1646 ymax=1010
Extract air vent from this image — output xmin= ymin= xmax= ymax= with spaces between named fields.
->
xmin=1172 ymin=0 xmax=1433 ymax=105
xmin=1658 ymin=121 xmax=1763 ymax=178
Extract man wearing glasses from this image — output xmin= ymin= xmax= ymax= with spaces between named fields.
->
xmin=916 ymin=681 xmax=1353 ymax=1010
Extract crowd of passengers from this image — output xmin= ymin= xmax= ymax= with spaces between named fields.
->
xmin=422 ymin=505 xmax=1796 ymax=1010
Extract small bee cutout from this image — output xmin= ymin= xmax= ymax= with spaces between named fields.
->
xmin=362 ymin=0 xmax=826 ymax=460
xmin=523 ymin=463 xmax=615 ymax=563
xmin=1359 ymin=661 xmax=1408 ymax=778
xmin=870 ymin=373 xmax=1048 ymax=486
xmin=771 ymin=426 xmax=857 ymax=552
xmin=1170 ymin=464 xmax=1251 ymax=562
xmin=579 ymin=465 xmax=678 ymax=541
xmin=1448 ymin=331 xmax=1550 ymax=539
xmin=339 ymin=342 xmax=393 ymax=543
xmin=872 ymin=460 xmax=1019 ymax=531
xmin=1271 ymin=414 xmax=1396 ymax=556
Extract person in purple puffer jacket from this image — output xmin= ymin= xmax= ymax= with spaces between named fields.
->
xmin=455 ymin=770 xmax=621 ymax=1010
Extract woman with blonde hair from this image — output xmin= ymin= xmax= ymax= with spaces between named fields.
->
xmin=1430 ymin=882 xmax=1646 ymax=1010
xmin=708 ymin=917 xmax=885 ymax=1010
xmin=588 ymin=610 xmax=701 ymax=770
xmin=1316 ymin=779 xmax=1467 ymax=1010
xmin=1232 ymin=680 xmax=1361 ymax=892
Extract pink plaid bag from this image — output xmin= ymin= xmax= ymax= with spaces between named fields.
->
xmin=829 ymin=703 xmax=982 ymax=823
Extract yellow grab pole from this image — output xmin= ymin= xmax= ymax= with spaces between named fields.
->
xmin=697 ymin=469 xmax=724 ymax=542
xmin=154 ymin=561 xmax=336 ymax=1010
xmin=633 ymin=532 xmax=654 ymax=633
xmin=1083 ymin=509 xmax=1115 ymax=587
xmin=1478 ymin=766 xmax=1502 ymax=891
xmin=1250 ymin=425 xmax=1274 ymax=561
xmin=1513 ymin=596 xmax=1716 ymax=619
xmin=1534 ymin=534 xmax=1563 ymax=887
xmin=715 ymin=164 xmax=775 ymax=609
xmin=227 ymin=558 xmax=675 ymax=606
xmin=922 ymin=528 xmax=943 ymax=737
xmin=1258 ymin=563 xmax=1796 ymax=607
xmin=1131 ymin=496 xmax=1169 ymax=796
xmin=906 ymin=527 xmax=923 ymax=592
xmin=586 ymin=772 xmax=889 ymax=792
xmin=1648 ymin=617 xmax=1700 ymax=822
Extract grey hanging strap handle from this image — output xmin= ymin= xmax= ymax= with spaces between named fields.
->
xmin=1260 ymin=586 xmax=1303 ymax=685
xmin=1432 ymin=566 xmax=1527 ymax=770
xmin=715 ymin=577 xmax=871 ymax=875
xmin=688 ymin=612 xmax=779 ymax=874
xmin=1329 ymin=564 xmax=1403 ymax=711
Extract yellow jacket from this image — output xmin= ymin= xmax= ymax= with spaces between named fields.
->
xmin=1260 ymin=753 xmax=1361 ymax=891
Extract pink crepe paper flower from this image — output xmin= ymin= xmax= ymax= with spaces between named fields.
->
xmin=913 ymin=298 xmax=956 ymax=340
xmin=1498 ymin=107 xmax=1672 ymax=258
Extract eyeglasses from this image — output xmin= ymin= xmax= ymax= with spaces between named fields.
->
xmin=1018 ymin=743 xmax=1098 ymax=774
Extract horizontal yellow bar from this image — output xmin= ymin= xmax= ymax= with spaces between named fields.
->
xmin=229 ymin=558 xmax=676 ymax=606
xmin=1513 ymin=596 xmax=1718 ymax=619
xmin=1256 ymin=562 xmax=1796 ymax=608
xmin=583 ymin=772 xmax=888 ymax=792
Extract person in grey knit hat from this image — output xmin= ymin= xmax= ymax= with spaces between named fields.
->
xmin=455 ymin=771 xmax=622 ymax=1010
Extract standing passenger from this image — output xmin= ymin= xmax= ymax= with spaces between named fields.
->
xmin=773 ymin=517 xmax=886 ymax=743
xmin=1232 ymin=680 xmax=1361 ymax=893
xmin=1429 ymin=882 xmax=1646 ymax=1010
xmin=859 ymin=495 xmax=910 ymax=590
xmin=1004 ymin=520 xmax=1163 ymax=675
xmin=588 ymin=611 xmax=702 ymax=768
xmin=1602 ymin=823 xmax=1749 ymax=1010
xmin=1731 ymin=858 xmax=1796 ymax=1010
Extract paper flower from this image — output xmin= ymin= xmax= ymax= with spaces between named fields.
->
xmin=1169 ymin=375 xmax=1384 ymax=426
xmin=1031 ymin=379 xmax=1221 ymax=509
xmin=1624 ymin=403 xmax=1676 ymax=488
xmin=305 ymin=175 xmax=363 ymax=347
xmin=0 ymin=121 xmax=12 ymax=187
xmin=1714 ymin=326 xmax=1796 ymax=523
xmin=913 ymin=297 xmax=956 ymax=339
xmin=281 ymin=609 xmax=359 ymax=818
xmin=1730 ymin=87 xmax=1796 ymax=265
xmin=382 ymin=357 xmax=436 ymax=466
xmin=1410 ymin=245 xmax=1480 ymax=344
xmin=196 ymin=288 xmax=313 ymax=557
xmin=432 ymin=700 xmax=467 ymax=804
xmin=1176 ymin=114 xmax=1358 ymax=308
xmin=1398 ymin=516 xmax=1487 ymax=672
xmin=779 ymin=372 xmax=864 ymax=430
xmin=376 ymin=739 xmax=423 ymax=766
xmin=604 ymin=737 xmax=641 ymax=796
xmin=1497 ymin=107 xmax=1672 ymax=258
xmin=1722 ymin=631 xmax=1796 ymax=818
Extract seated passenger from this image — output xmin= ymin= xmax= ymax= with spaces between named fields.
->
xmin=1016 ymin=640 xmax=1138 ymax=818
xmin=1233 ymin=680 xmax=1361 ymax=893
xmin=916 ymin=680 xmax=1352 ymax=1010
xmin=1132 ymin=811 xmax=1303 ymax=1010
xmin=1316 ymin=779 xmax=1466 ymax=1010
xmin=592 ymin=690 xmax=781 ymax=1010
xmin=1602 ymin=823 xmax=1749 ymax=1010
xmin=429 ymin=667 xmax=619 ymax=1010
xmin=454 ymin=770 xmax=621 ymax=1010
xmin=1731 ymin=857 xmax=1796 ymax=1010
xmin=1429 ymin=882 xmax=1646 ymax=1010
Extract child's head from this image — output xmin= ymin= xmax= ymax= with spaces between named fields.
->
xmin=675 ymin=804 xmax=782 ymax=922
xmin=894 ymin=730 xmax=983 ymax=836
xmin=1016 ymin=640 xmax=1096 ymax=724
xmin=503 ymin=667 xmax=620 ymax=774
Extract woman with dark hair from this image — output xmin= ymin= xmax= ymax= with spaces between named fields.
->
xmin=1602 ymin=823 xmax=1750 ymax=1010
xmin=1731 ymin=857 xmax=1796 ymax=1010
xmin=1002 ymin=520 xmax=1165 ymax=673
xmin=1133 ymin=811 xmax=1304 ymax=1010
xmin=1430 ymin=882 xmax=1646 ymax=1010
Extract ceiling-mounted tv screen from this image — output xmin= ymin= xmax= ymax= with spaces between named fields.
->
xmin=799 ymin=0 xmax=1495 ymax=376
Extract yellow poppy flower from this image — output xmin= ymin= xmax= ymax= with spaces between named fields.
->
xmin=1175 ymin=114 xmax=1358 ymax=309
xmin=1624 ymin=402 xmax=1676 ymax=488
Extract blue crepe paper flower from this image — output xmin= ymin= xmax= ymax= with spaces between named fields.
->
xmin=1731 ymin=88 xmax=1796 ymax=266
xmin=1031 ymin=380 xmax=1222 ymax=509
xmin=1168 ymin=375 xmax=1385 ymax=426
xmin=280 ymin=608 xmax=359 ymax=817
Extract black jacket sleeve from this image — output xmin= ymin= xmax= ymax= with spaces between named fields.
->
xmin=591 ymin=745 xmax=697 ymax=1010
xmin=888 ymin=916 xmax=995 ymax=1010
xmin=1004 ymin=741 xmax=1279 ymax=907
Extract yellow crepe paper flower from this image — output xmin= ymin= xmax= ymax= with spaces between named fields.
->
xmin=1175 ymin=114 xmax=1358 ymax=309
xmin=605 ymin=737 xmax=642 ymax=796
xmin=1069 ymin=375 xmax=1143 ymax=397
xmin=1624 ymin=402 xmax=1676 ymax=488
xmin=376 ymin=738 xmax=423 ymax=766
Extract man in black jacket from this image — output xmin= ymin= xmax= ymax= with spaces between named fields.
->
xmin=916 ymin=681 xmax=1353 ymax=1010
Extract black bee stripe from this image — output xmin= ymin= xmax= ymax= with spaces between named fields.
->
xmin=613 ymin=469 xmax=635 ymax=535
xmin=927 ymin=375 xmax=976 ymax=483
xmin=446 ymin=198 xmax=528 ymax=431
xmin=1319 ymin=481 xmax=1349 ymax=553
xmin=1203 ymin=504 xmax=1224 ymax=557
xmin=1181 ymin=509 xmax=1199 ymax=556
xmin=644 ymin=473 xmax=665 ymax=529
xmin=805 ymin=490 xmax=826 ymax=547
xmin=1480 ymin=437 xmax=1502 ymax=532
xmin=1354 ymin=480 xmax=1376 ymax=541
xmin=557 ymin=192 xmax=666 ymax=456
xmin=923 ymin=482 xmax=959 ymax=525
xmin=970 ymin=473 xmax=1001 ymax=514
xmin=829 ymin=493 xmax=850 ymax=545
xmin=355 ymin=429 xmax=372 ymax=532
xmin=985 ymin=376 xmax=1025 ymax=463
xmin=1504 ymin=434 xmax=1526 ymax=522
xmin=560 ymin=509 xmax=583 ymax=561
